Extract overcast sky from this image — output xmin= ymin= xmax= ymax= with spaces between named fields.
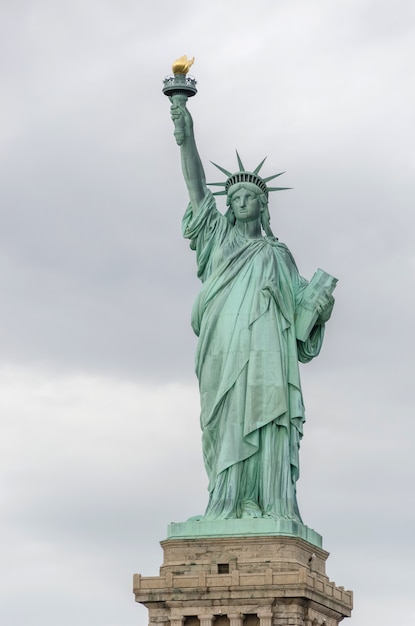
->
xmin=1 ymin=1 xmax=414 ymax=625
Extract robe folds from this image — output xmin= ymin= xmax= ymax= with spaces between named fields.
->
xmin=183 ymin=192 xmax=325 ymax=521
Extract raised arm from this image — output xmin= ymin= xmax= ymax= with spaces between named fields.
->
xmin=170 ymin=96 xmax=208 ymax=212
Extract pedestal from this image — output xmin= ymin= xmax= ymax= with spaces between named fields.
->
xmin=166 ymin=518 xmax=323 ymax=548
xmin=134 ymin=533 xmax=352 ymax=626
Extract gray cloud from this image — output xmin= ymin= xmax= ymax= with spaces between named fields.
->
xmin=0 ymin=1 xmax=414 ymax=625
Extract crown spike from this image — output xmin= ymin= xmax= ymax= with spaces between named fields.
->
xmin=236 ymin=150 xmax=245 ymax=172
xmin=210 ymin=161 xmax=233 ymax=177
xmin=267 ymin=186 xmax=292 ymax=191
xmin=263 ymin=171 xmax=285 ymax=183
xmin=253 ymin=157 xmax=267 ymax=175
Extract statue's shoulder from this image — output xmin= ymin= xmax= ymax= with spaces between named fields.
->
xmin=271 ymin=239 xmax=288 ymax=251
xmin=269 ymin=238 xmax=293 ymax=258
xmin=269 ymin=239 xmax=299 ymax=272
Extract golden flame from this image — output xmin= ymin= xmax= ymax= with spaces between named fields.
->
xmin=172 ymin=55 xmax=194 ymax=75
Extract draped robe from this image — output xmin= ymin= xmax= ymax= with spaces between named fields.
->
xmin=183 ymin=192 xmax=325 ymax=521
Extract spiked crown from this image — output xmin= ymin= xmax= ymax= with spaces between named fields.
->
xmin=208 ymin=151 xmax=291 ymax=198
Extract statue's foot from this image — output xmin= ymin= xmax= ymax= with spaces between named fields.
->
xmin=240 ymin=501 xmax=263 ymax=519
xmin=187 ymin=514 xmax=203 ymax=521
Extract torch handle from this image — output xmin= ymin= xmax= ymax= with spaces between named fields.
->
xmin=170 ymin=94 xmax=189 ymax=146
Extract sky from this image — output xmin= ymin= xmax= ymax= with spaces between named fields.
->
xmin=0 ymin=1 xmax=414 ymax=625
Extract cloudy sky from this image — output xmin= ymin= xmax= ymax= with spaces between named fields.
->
xmin=1 ymin=1 xmax=414 ymax=624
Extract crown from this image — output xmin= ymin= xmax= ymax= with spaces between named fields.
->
xmin=208 ymin=151 xmax=291 ymax=197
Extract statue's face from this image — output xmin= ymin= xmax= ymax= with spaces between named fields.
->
xmin=229 ymin=184 xmax=262 ymax=223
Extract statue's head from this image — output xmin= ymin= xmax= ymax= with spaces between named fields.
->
xmin=208 ymin=152 xmax=291 ymax=238
xmin=226 ymin=182 xmax=267 ymax=210
xmin=225 ymin=182 xmax=274 ymax=236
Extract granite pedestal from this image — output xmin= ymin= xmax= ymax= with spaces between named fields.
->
xmin=134 ymin=527 xmax=352 ymax=626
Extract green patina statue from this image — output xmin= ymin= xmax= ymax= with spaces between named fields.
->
xmin=166 ymin=60 xmax=335 ymax=524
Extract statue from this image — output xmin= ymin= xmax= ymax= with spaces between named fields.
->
xmin=164 ymin=59 xmax=335 ymax=523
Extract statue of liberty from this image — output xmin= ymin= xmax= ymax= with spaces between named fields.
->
xmin=167 ymin=61 xmax=335 ymax=522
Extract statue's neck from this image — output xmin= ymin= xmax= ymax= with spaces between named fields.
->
xmin=235 ymin=219 xmax=262 ymax=239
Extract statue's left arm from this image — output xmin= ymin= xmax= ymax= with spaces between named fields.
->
xmin=296 ymin=291 xmax=335 ymax=363
xmin=279 ymin=243 xmax=335 ymax=363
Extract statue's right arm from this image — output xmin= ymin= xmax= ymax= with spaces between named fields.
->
xmin=170 ymin=101 xmax=208 ymax=212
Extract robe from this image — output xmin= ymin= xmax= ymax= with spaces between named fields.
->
xmin=183 ymin=192 xmax=325 ymax=520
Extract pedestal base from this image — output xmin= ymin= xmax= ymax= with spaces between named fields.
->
xmin=167 ymin=519 xmax=322 ymax=548
xmin=134 ymin=534 xmax=352 ymax=626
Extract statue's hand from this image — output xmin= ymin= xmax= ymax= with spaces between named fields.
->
xmin=315 ymin=290 xmax=335 ymax=324
xmin=170 ymin=97 xmax=193 ymax=144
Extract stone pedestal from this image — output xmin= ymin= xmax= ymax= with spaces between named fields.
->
xmin=133 ymin=535 xmax=352 ymax=626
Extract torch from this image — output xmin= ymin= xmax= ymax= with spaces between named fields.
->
xmin=162 ymin=55 xmax=197 ymax=145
